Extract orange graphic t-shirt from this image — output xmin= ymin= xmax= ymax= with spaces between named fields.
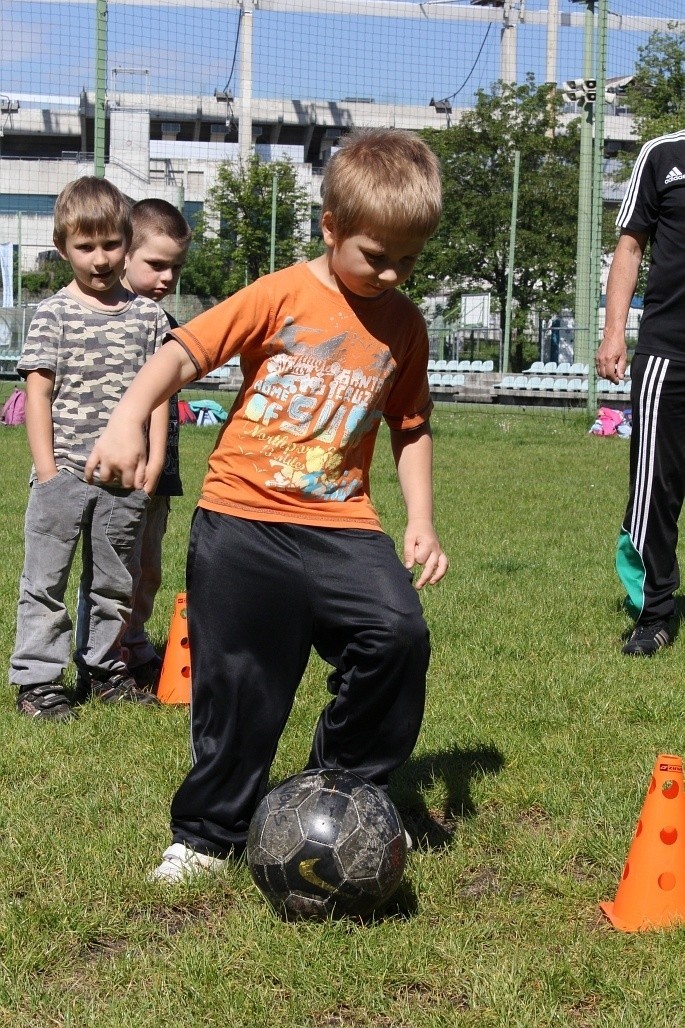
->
xmin=170 ymin=262 xmax=433 ymax=530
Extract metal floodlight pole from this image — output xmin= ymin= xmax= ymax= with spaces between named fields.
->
xmin=502 ymin=149 xmax=521 ymax=374
xmin=17 ymin=212 xmax=22 ymax=307
xmin=238 ymin=0 xmax=254 ymax=161
xmin=94 ymin=0 xmax=107 ymax=178
xmin=588 ymin=0 xmax=609 ymax=415
xmin=571 ymin=1 xmax=595 ymax=408
xmin=269 ymin=169 xmax=279 ymax=274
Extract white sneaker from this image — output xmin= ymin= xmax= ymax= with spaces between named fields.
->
xmin=150 ymin=842 xmax=227 ymax=883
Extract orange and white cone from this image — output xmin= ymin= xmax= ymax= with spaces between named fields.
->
xmin=600 ymin=754 xmax=685 ymax=931
xmin=156 ymin=593 xmax=192 ymax=705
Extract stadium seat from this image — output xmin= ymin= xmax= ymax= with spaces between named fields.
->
xmin=446 ymin=360 xmax=459 ymax=371
xmin=524 ymin=361 xmax=544 ymax=375
xmin=556 ymin=362 xmax=572 ymax=375
xmin=427 ymin=359 xmax=436 ymax=371
xmin=568 ymin=362 xmax=586 ymax=376
xmin=451 ymin=373 xmax=465 ymax=388
xmin=457 ymin=359 xmax=471 ymax=372
xmin=527 ymin=376 xmax=542 ymax=390
xmin=513 ymin=375 xmax=528 ymax=390
xmin=543 ymin=361 xmax=558 ymax=374
xmin=597 ymin=379 xmax=612 ymax=393
xmin=553 ymin=378 xmax=568 ymax=392
xmin=494 ymin=375 xmax=516 ymax=390
xmin=227 ymin=355 xmax=241 ymax=367
xmin=539 ymin=377 xmax=555 ymax=390
xmin=567 ymin=378 xmax=583 ymax=392
xmin=470 ymin=360 xmax=483 ymax=372
xmin=428 ymin=373 xmax=442 ymax=388
xmin=581 ymin=379 xmax=589 ymax=392
xmin=435 ymin=359 xmax=448 ymax=371
xmin=481 ymin=360 xmax=494 ymax=372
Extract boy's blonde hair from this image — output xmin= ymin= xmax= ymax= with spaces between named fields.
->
xmin=53 ymin=177 xmax=132 ymax=251
xmin=129 ymin=198 xmax=192 ymax=254
xmin=321 ymin=128 xmax=442 ymax=241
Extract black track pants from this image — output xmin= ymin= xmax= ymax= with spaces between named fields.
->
xmin=616 ymin=353 xmax=685 ymax=623
xmin=170 ymin=509 xmax=430 ymax=856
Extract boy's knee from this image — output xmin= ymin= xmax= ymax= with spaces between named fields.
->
xmin=376 ymin=607 xmax=429 ymax=660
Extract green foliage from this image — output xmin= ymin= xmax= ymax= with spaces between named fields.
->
xmin=20 ymin=256 xmax=73 ymax=299
xmin=181 ymin=155 xmax=311 ymax=299
xmin=626 ymin=26 xmax=685 ymax=143
xmin=418 ymin=78 xmax=580 ymax=369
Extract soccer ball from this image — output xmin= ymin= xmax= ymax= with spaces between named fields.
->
xmin=246 ymin=768 xmax=408 ymax=920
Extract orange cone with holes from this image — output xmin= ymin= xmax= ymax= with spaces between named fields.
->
xmin=600 ymin=754 xmax=685 ymax=931
xmin=156 ymin=593 xmax=192 ymax=705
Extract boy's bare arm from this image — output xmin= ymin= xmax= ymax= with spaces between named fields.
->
xmin=143 ymin=400 xmax=170 ymax=495
xmin=25 ymin=370 xmax=58 ymax=482
xmin=85 ymin=338 xmax=196 ymax=490
xmin=389 ymin=423 xmax=449 ymax=589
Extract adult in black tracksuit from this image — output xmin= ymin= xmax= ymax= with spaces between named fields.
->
xmin=596 ymin=130 xmax=685 ymax=656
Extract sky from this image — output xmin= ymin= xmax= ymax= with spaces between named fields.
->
xmin=2 ymin=1 xmax=685 ymax=109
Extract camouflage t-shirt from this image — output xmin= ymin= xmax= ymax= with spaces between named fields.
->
xmin=17 ymin=288 xmax=169 ymax=475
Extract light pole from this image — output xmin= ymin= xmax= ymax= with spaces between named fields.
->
xmin=588 ymin=0 xmax=609 ymax=416
xmin=94 ymin=0 xmax=107 ymax=178
xmin=563 ymin=0 xmax=596 ymax=412
xmin=563 ymin=0 xmax=609 ymax=414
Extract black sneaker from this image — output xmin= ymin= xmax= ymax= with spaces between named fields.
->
xmin=128 ymin=654 xmax=162 ymax=692
xmin=622 ymin=620 xmax=671 ymax=656
xmin=76 ymin=669 xmax=160 ymax=705
xmin=17 ymin=683 xmax=74 ymax=721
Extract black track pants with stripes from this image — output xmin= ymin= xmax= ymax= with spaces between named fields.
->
xmin=616 ymin=353 xmax=685 ymax=623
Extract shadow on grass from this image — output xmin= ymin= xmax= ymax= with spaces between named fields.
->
xmin=391 ymin=742 xmax=505 ymax=852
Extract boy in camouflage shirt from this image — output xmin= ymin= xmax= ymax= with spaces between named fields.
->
xmin=10 ymin=177 xmax=169 ymax=719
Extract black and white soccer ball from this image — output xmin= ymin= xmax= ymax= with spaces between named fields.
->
xmin=246 ymin=768 xmax=408 ymax=920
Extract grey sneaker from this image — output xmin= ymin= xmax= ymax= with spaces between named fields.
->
xmin=17 ymin=683 xmax=74 ymax=721
xmin=150 ymin=842 xmax=227 ymax=883
xmin=77 ymin=669 xmax=160 ymax=705
xmin=622 ymin=620 xmax=671 ymax=656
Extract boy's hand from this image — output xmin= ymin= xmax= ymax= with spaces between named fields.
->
xmin=403 ymin=518 xmax=449 ymax=589
xmin=84 ymin=419 xmax=148 ymax=490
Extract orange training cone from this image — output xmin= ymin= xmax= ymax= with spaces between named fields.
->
xmin=156 ymin=592 xmax=192 ymax=705
xmin=600 ymin=753 xmax=685 ymax=931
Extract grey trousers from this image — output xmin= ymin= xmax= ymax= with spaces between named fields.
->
xmin=11 ymin=470 xmax=149 ymax=687
xmin=122 ymin=494 xmax=171 ymax=668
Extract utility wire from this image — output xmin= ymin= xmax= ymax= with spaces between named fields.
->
xmin=434 ymin=23 xmax=493 ymax=105
xmin=222 ymin=8 xmax=243 ymax=94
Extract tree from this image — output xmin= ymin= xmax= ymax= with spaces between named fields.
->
xmin=181 ymin=154 xmax=312 ymax=299
xmin=21 ymin=254 xmax=73 ymax=300
xmin=625 ymin=27 xmax=685 ymax=144
xmin=417 ymin=78 xmax=580 ymax=369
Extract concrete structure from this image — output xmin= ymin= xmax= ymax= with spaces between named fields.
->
xmin=0 ymin=85 xmax=641 ymax=273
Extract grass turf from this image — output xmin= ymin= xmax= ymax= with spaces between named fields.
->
xmin=1 ymin=383 xmax=685 ymax=1026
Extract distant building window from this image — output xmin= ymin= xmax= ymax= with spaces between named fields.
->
xmin=183 ymin=201 xmax=203 ymax=231
xmin=0 ymin=194 xmax=57 ymax=215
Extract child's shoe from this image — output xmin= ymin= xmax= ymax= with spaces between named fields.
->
xmin=76 ymin=669 xmax=160 ymax=705
xmin=16 ymin=683 xmax=74 ymax=721
xmin=150 ymin=842 xmax=228 ymax=883
xmin=128 ymin=654 xmax=163 ymax=692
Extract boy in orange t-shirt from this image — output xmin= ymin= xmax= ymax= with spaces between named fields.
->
xmin=86 ymin=129 xmax=449 ymax=882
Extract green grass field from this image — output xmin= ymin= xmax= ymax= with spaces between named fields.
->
xmin=2 ymin=383 xmax=685 ymax=1026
